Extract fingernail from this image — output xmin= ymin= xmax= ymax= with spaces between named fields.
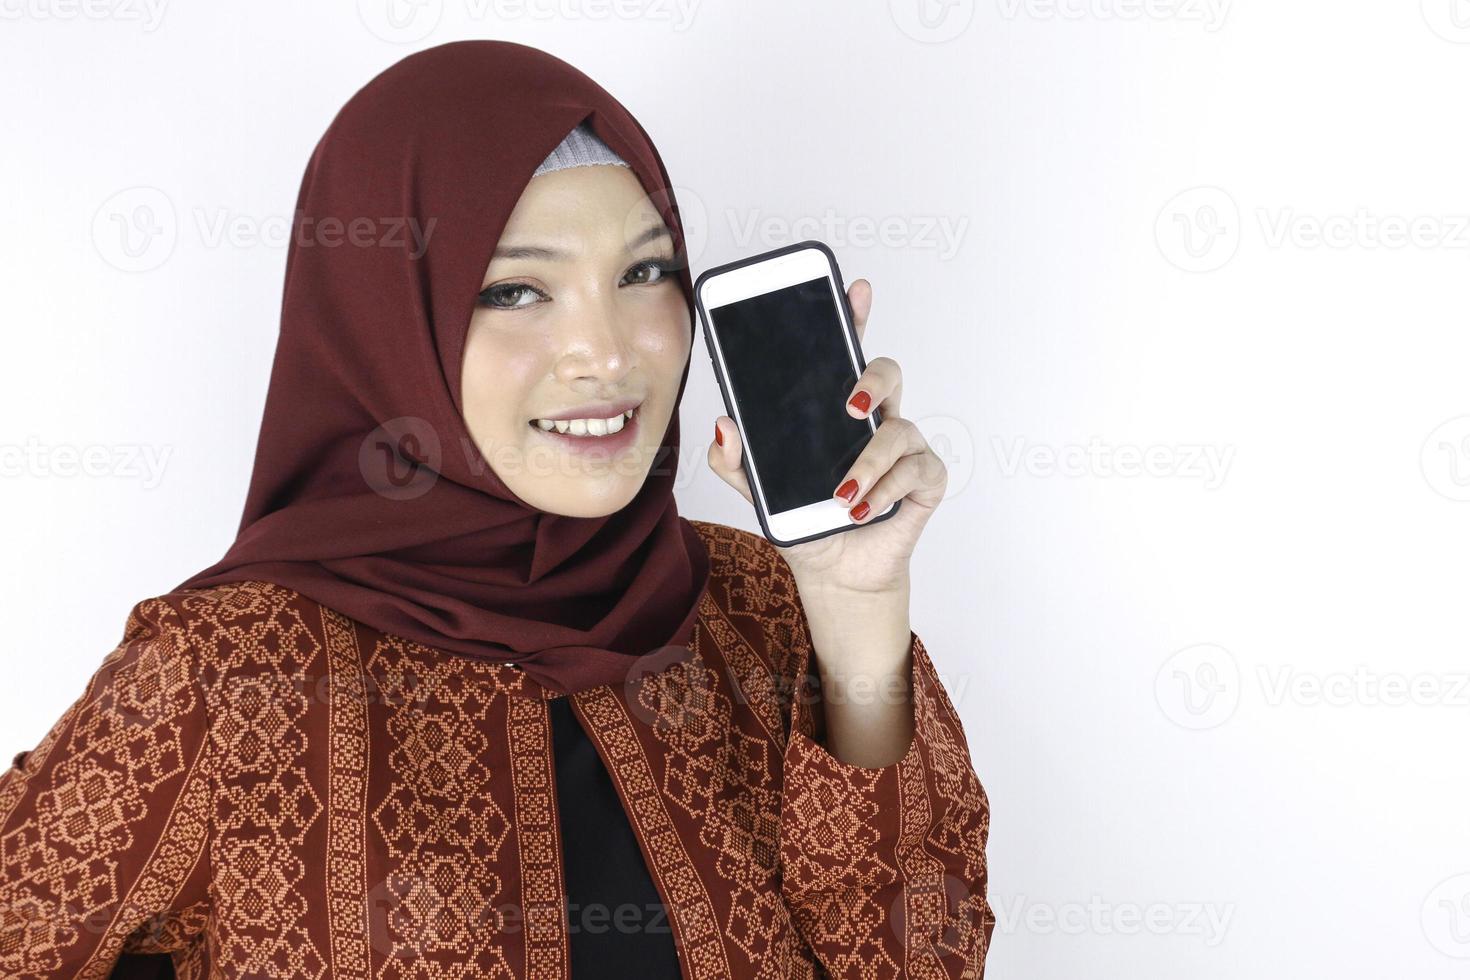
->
xmin=835 ymin=478 xmax=858 ymax=502
xmin=714 ymin=422 xmax=724 ymax=446
xmin=848 ymin=390 xmax=871 ymax=414
xmin=850 ymin=500 xmax=871 ymax=521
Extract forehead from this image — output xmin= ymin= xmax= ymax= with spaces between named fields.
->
xmin=498 ymin=164 xmax=668 ymax=252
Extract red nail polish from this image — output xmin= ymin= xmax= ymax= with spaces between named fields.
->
xmin=848 ymin=390 xmax=872 ymax=414
xmin=850 ymin=500 xmax=870 ymax=521
xmin=714 ymin=422 xmax=723 ymax=446
xmin=835 ymin=478 xmax=858 ymax=502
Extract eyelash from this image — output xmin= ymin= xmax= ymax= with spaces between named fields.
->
xmin=476 ymin=257 xmax=677 ymax=311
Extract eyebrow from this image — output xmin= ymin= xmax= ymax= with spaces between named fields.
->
xmin=491 ymin=224 xmax=672 ymax=261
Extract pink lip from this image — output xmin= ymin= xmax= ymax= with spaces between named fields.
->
xmin=531 ymin=398 xmax=642 ymax=423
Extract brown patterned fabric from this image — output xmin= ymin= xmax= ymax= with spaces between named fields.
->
xmin=0 ymin=521 xmax=993 ymax=978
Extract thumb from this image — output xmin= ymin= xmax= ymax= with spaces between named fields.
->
xmin=707 ymin=416 xmax=753 ymax=506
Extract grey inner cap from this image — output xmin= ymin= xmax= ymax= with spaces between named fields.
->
xmin=533 ymin=122 xmax=631 ymax=177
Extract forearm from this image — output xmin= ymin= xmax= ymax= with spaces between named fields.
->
xmin=793 ymin=577 xmax=915 ymax=768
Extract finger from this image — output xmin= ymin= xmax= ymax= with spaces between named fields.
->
xmin=708 ymin=416 xmax=754 ymax=505
xmin=848 ymin=278 xmax=872 ymax=343
xmin=846 ymin=355 xmax=903 ymax=421
xmin=847 ymin=448 xmax=948 ymax=523
xmin=832 ymin=416 xmax=929 ymax=509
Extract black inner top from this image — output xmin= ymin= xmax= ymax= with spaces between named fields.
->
xmin=548 ymin=693 xmax=683 ymax=978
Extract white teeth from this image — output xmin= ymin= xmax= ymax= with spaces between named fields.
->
xmin=532 ymin=407 xmax=635 ymax=437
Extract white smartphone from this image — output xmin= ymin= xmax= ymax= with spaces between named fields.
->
xmin=694 ymin=240 xmax=900 ymax=547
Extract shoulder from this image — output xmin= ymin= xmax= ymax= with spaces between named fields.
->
xmin=684 ymin=518 xmax=807 ymax=678
xmin=126 ymin=579 xmax=326 ymax=677
xmin=686 ymin=518 xmax=801 ymax=608
xmin=686 ymin=515 xmax=764 ymax=554
xmin=14 ymin=583 xmax=307 ymax=773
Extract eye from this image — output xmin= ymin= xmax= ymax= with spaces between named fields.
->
xmin=475 ymin=256 xmax=676 ymax=311
xmin=476 ymin=282 xmax=547 ymax=310
xmin=622 ymin=256 xmax=676 ymax=286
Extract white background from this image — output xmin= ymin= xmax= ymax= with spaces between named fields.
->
xmin=3 ymin=2 xmax=1469 ymax=976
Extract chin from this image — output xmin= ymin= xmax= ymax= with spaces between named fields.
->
xmin=513 ymin=478 xmax=645 ymax=518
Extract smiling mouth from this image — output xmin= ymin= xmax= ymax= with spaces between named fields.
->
xmin=527 ymin=406 xmax=638 ymax=438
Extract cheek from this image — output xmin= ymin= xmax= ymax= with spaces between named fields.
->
xmin=462 ymin=326 xmax=545 ymax=428
xmin=633 ymin=294 xmax=693 ymax=375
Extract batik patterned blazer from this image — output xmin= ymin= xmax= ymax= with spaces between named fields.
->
xmin=0 ymin=520 xmax=994 ymax=978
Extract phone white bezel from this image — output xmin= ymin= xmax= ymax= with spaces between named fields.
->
xmin=698 ymin=244 xmax=897 ymax=545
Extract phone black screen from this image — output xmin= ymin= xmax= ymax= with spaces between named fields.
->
xmin=709 ymin=276 xmax=872 ymax=515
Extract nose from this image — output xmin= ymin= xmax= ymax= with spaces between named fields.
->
xmin=553 ymin=292 xmax=637 ymax=385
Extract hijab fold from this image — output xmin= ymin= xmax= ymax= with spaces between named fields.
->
xmin=174 ymin=40 xmax=710 ymax=695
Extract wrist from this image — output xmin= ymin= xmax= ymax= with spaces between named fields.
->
xmin=790 ymin=567 xmax=911 ymax=603
xmin=795 ymin=577 xmax=911 ymax=673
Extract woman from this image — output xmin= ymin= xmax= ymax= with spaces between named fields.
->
xmin=0 ymin=40 xmax=993 ymax=979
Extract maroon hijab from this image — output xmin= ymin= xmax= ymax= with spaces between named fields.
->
xmin=174 ymin=40 xmax=711 ymax=696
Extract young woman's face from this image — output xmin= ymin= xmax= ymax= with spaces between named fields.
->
xmin=460 ymin=163 xmax=692 ymax=517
